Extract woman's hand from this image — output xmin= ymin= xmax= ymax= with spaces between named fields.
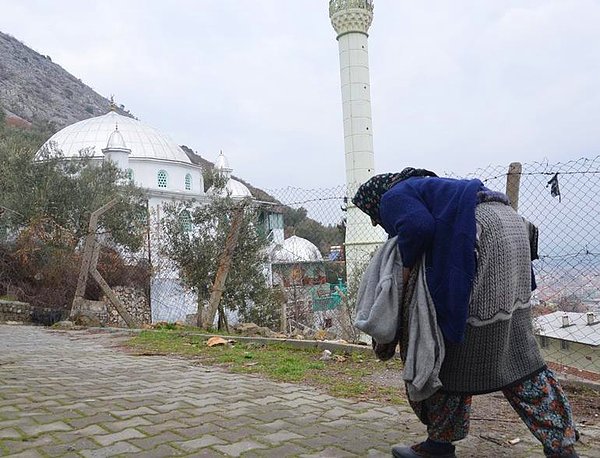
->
xmin=372 ymin=338 xmax=397 ymax=362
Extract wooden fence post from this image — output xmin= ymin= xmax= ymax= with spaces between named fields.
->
xmin=71 ymin=199 xmax=139 ymax=328
xmin=505 ymin=162 xmax=522 ymax=212
xmin=280 ymin=287 xmax=287 ymax=334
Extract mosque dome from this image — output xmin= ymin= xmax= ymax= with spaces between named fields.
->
xmin=39 ymin=111 xmax=191 ymax=164
xmin=208 ymin=150 xmax=252 ymax=198
xmin=106 ymin=125 xmax=127 ymax=150
xmin=225 ymin=179 xmax=252 ymax=198
xmin=272 ymin=235 xmax=323 ymax=263
xmin=208 ymin=177 xmax=252 ymax=198
xmin=214 ymin=151 xmax=232 ymax=173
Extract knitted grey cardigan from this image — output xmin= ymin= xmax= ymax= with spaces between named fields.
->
xmin=355 ymin=202 xmax=546 ymax=396
xmin=439 ymin=202 xmax=546 ymax=394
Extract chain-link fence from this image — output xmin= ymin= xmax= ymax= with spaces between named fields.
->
xmin=1 ymin=155 xmax=598 ymax=380
xmin=474 ymin=157 xmax=600 ymax=381
xmin=267 ymin=156 xmax=600 ymax=381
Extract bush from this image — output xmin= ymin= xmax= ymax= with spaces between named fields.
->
xmin=238 ymin=288 xmax=285 ymax=331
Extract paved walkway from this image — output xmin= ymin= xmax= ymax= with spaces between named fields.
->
xmin=0 ymin=325 xmax=595 ymax=457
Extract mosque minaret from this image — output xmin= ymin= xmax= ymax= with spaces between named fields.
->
xmin=329 ymin=0 xmax=384 ymax=273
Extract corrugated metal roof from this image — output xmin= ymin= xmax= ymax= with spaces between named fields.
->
xmin=534 ymin=311 xmax=600 ymax=346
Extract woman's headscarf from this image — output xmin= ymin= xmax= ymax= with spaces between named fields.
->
xmin=352 ymin=167 xmax=438 ymax=226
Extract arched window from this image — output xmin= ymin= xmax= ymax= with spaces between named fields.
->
xmin=179 ymin=210 xmax=192 ymax=232
xmin=157 ymin=170 xmax=168 ymax=188
xmin=185 ymin=173 xmax=192 ymax=190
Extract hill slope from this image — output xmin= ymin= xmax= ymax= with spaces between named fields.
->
xmin=0 ymin=31 xmax=130 ymax=129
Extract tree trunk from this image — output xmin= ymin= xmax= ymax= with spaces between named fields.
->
xmin=204 ymin=202 xmax=247 ymax=328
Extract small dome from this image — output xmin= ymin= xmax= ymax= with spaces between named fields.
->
xmin=209 ymin=178 xmax=252 ymax=198
xmin=215 ymin=151 xmax=231 ymax=172
xmin=226 ymin=179 xmax=252 ymax=198
xmin=272 ymin=236 xmax=322 ymax=263
xmin=106 ymin=125 xmax=127 ymax=149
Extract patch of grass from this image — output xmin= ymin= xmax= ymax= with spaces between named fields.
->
xmin=127 ymin=330 xmax=201 ymax=356
xmin=205 ymin=342 xmax=326 ymax=382
xmin=125 ymin=330 xmax=407 ymax=405
xmin=374 ymin=386 xmax=407 ymax=405
xmin=328 ymin=378 xmax=369 ymax=398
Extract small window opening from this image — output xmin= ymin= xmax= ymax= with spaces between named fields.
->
xmin=157 ymin=170 xmax=168 ymax=188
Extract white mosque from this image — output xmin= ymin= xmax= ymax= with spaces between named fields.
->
xmin=36 ymin=109 xmax=307 ymax=324
xmin=38 ymin=110 xmax=257 ymax=210
xmin=31 ymin=0 xmax=383 ymax=326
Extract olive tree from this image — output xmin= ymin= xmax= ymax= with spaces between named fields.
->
xmin=160 ymin=195 xmax=280 ymax=330
xmin=0 ymin=128 xmax=146 ymax=249
xmin=0 ymin=121 xmax=147 ymax=308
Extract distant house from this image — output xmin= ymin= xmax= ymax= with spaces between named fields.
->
xmin=533 ymin=311 xmax=600 ymax=374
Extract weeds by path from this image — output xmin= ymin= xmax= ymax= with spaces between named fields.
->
xmin=125 ymin=330 xmax=407 ymax=405
xmin=125 ymin=329 xmax=600 ymax=426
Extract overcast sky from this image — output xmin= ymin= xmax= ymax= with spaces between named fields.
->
xmin=2 ymin=0 xmax=600 ymax=190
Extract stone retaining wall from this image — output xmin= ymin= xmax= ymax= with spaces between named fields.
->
xmin=0 ymin=300 xmax=67 ymax=325
xmin=71 ymin=287 xmax=151 ymax=328
xmin=103 ymin=286 xmax=151 ymax=328
xmin=0 ymin=286 xmax=150 ymax=328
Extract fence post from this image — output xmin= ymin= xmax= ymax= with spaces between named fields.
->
xmin=71 ymin=199 xmax=139 ymax=328
xmin=280 ymin=295 xmax=287 ymax=334
xmin=505 ymin=162 xmax=522 ymax=212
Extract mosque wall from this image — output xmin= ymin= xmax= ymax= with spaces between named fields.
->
xmin=130 ymin=159 xmax=204 ymax=196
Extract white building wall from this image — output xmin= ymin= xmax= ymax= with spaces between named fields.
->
xmin=129 ymin=159 xmax=203 ymax=197
xmin=103 ymin=151 xmax=130 ymax=171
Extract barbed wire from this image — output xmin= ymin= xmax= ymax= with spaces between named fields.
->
xmin=479 ymin=169 xmax=600 ymax=183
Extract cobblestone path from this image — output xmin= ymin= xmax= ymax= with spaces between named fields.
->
xmin=0 ymin=325 xmax=596 ymax=457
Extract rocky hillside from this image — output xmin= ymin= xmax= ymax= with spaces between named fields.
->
xmin=0 ymin=31 xmax=131 ymax=130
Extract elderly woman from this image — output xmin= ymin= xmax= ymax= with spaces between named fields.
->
xmin=352 ymin=168 xmax=578 ymax=458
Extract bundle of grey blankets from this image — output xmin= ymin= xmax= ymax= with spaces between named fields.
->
xmin=353 ymin=237 xmax=445 ymax=402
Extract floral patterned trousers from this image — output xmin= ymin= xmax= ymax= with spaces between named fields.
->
xmin=409 ymin=368 xmax=578 ymax=457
